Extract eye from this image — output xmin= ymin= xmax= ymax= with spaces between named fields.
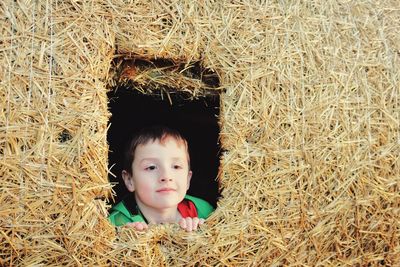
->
xmin=145 ymin=165 xmax=157 ymax=171
xmin=173 ymin=164 xmax=182 ymax=169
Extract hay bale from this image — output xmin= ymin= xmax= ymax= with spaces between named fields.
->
xmin=1 ymin=0 xmax=399 ymax=265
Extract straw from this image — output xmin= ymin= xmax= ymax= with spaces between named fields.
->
xmin=1 ymin=0 xmax=399 ymax=265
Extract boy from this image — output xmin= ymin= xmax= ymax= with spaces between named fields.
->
xmin=108 ymin=126 xmax=214 ymax=232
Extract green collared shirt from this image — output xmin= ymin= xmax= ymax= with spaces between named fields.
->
xmin=108 ymin=194 xmax=214 ymax=226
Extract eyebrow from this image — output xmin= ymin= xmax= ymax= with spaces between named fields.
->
xmin=139 ymin=157 xmax=185 ymax=162
xmin=138 ymin=158 xmax=158 ymax=164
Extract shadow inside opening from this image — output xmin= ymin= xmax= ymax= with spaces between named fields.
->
xmin=107 ymin=88 xmax=221 ymax=209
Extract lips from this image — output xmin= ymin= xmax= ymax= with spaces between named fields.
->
xmin=156 ymin=188 xmax=176 ymax=193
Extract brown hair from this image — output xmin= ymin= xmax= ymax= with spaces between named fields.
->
xmin=123 ymin=126 xmax=190 ymax=175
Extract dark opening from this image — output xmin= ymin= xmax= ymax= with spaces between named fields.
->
xmin=107 ymin=59 xmax=221 ymax=209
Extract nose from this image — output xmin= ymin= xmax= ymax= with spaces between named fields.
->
xmin=159 ymin=168 xmax=172 ymax=182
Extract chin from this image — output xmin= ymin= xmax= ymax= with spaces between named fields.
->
xmin=156 ymin=198 xmax=181 ymax=208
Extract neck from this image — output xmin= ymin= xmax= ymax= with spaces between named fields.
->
xmin=135 ymin=197 xmax=181 ymax=224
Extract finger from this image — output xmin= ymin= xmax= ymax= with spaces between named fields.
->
xmin=130 ymin=222 xmax=147 ymax=231
xmin=192 ymin=217 xmax=200 ymax=231
xmin=179 ymin=218 xmax=186 ymax=230
xmin=185 ymin=217 xmax=193 ymax=232
xmin=134 ymin=222 xmax=143 ymax=231
xmin=138 ymin=222 xmax=148 ymax=231
xmin=125 ymin=222 xmax=137 ymax=229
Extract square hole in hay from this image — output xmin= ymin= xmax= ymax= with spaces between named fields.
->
xmin=107 ymin=58 xmax=221 ymax=211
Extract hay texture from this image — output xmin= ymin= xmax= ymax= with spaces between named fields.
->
xmin=1 ymin=0 xmax=399 ymax=265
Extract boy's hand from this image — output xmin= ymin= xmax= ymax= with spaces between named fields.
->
xmin=179 ymin=217 xmax=205 ymax=232
xmin=125 ymin=222 xmax=148 ymax=231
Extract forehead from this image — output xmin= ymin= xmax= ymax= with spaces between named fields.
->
xmin=134 ymin=136 xmax=188 ymax=158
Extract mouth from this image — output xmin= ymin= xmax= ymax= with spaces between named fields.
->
xmin=156 ymin=188 xmax=176 ymax=193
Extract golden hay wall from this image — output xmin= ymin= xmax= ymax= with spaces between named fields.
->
xmin=1 ymin=0 xmax=399 ymax=265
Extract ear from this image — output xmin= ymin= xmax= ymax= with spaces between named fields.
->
xmin=186 ymin=170 xmax=192 ymax=190
xmin=122 ymin=170 xmax=135 ymax=192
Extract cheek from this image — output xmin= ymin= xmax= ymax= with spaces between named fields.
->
xmin=135 ymin=177 xmax=153 ymax=190
xmin=180 ymin=173 xmax=190 ymax=186
xmin=133 ymin=171 xmax=155 ymax=192
xmin=135 ymin=181 xmax=155 ymax=202
xmin=135 ymin=183 xmax=155 ymax=205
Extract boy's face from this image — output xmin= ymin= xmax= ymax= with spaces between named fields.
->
xmin=122 ymin=136 xmax=192 ymax=211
